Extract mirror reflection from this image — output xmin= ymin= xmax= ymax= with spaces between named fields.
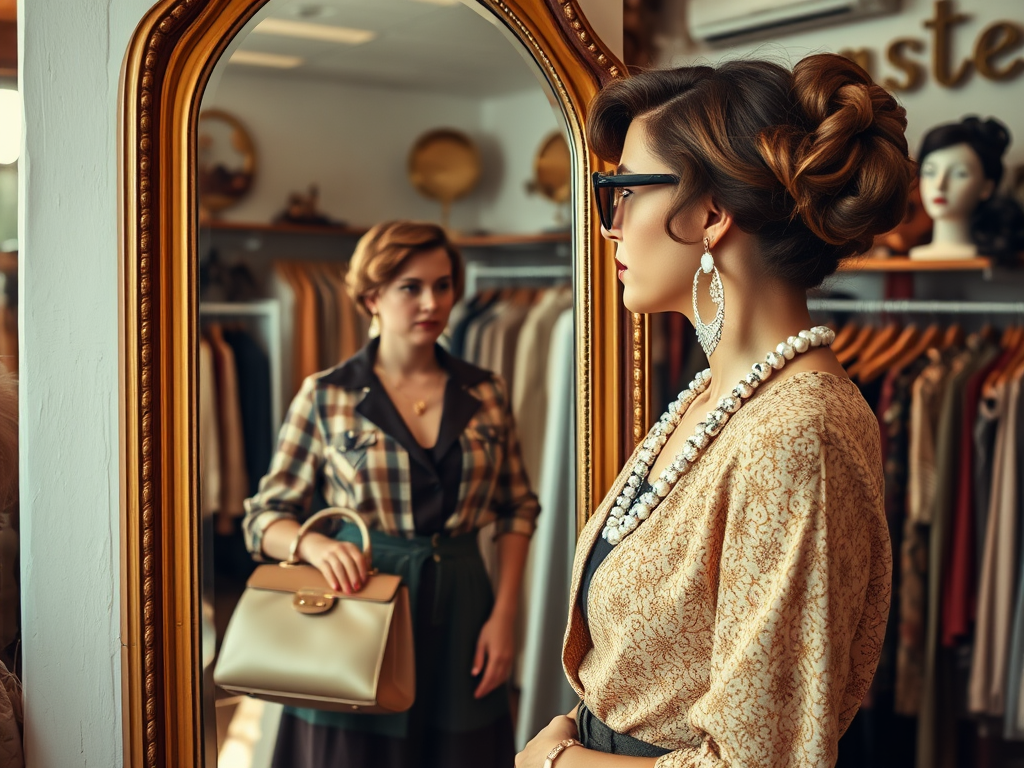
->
xmin=197 ymin=2 xmax=579 ymax=765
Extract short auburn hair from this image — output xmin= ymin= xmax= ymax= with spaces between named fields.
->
xmin=345 ymin=221 xmax=465 ymax=316
xmin=588 ymin=53 xmax=916 ymax=289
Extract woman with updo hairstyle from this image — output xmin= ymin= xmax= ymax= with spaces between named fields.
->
xmin=519 ymin=54 xmax=913 ymax=768
xmin=244 ymin=220 xmax=539 ymax=768
xmin=909 ymin=116 xmax=1024 ymax=262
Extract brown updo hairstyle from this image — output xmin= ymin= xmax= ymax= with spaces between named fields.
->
xmin=345 ymin=220 xmax=465 ymax=314
xmin=588 ymin=53 xmax=917 ymax=289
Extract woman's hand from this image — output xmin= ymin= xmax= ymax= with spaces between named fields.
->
xmin=516 ymin=715 xmax=579 ymax=768
xmin=471 ymin=608 xmax=516 ymax=699
xmin=298 ymin=532 xmax=368 ymax=593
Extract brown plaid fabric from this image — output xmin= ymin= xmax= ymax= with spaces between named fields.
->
xmin=243 ymin=342 xmax=540 ymax=559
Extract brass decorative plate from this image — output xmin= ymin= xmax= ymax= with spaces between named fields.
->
xmin=408 ymin=128 xmax=481 ymax=225
xmin=198 ymin=109 xmax=256 ymax=215
xmin=534 ymin=131 xmax=571 ymax=203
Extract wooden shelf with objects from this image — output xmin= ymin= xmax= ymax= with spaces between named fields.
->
xmin=202 ymin=220 xmax=571 ymax=248
xmin=839 ymin=255 xmax=993 ymax=273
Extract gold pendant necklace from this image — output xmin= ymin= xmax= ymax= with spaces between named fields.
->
xmin=413 ymin=401 xmax=427 ymax=416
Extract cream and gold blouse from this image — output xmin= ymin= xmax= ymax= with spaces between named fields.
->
xmin=563 ymin=372 xmax=891 ymax=768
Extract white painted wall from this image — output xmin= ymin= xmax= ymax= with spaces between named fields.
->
xmin=205 ymin=72 xmax=485 ymax=231
xmin=18 ymin=1 xmax=618 ymax=766
xmin=18 ymin=0 xmax=153 ymax=765
xmin=657 ymin=0 xmax=1024 ymax=172
xmin=478 ymin=87 xmax=566 ymax=234
xmin=204 ymin=71 xmax=567 ymax=235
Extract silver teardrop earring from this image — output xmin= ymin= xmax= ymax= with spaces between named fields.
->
xmin=693 ymin=236 xmax=724 ymax=358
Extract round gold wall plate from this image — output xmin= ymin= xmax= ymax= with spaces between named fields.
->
xmin=534 ymin=131 xmax=571 ymax=203
xmin=407 ymin=129 xmax=481 ymax=220
xmin=197 ymin=109 xmax=256 ymax=214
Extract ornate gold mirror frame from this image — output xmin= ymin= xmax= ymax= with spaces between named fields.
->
xmin=118 ymin=0 xmax=646 ymax=764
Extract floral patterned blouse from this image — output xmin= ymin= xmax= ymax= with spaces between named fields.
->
xmin=563 ymin=372 xmax=891 ymax=768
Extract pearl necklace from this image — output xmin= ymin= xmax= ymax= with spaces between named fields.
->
xmin=602 ymin=326 xmax=836 ymax=546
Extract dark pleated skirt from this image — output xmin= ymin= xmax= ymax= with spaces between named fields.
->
xmin=270 ymin=552 xmax=515 ymax=768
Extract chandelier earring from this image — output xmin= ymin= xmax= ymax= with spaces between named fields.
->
xmin=368 ymin=313 xmax=381 ymax=339
xmin=693 ymin=236 xmax=724 ymax=358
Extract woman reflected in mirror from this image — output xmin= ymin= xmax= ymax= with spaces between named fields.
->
xmin=520 ymin=53 xmax=915 ymax=768
xmin=243 ymin=220 xmax=539 ymax=767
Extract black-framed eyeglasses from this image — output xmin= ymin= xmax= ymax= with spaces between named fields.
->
xmin=592 ymin=171 xmax=680 ymax=231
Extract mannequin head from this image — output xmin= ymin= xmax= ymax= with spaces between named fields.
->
xmin=917 ymin=117 xmax=1010 ymax=235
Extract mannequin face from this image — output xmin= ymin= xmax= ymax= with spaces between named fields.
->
xmin=600 ymin=120 xmax=703 ymax=315
xmin=364 ymin=248 xmax=455 ymax=346
xmin=919 ymin=142 xmax=995 ymax=224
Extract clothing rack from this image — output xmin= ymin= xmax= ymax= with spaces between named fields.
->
xmin=200 ymin=300 xmax=284 ymax=443
xmin=807 ymin=298 xmax=1024 ymax=315
xmin=465 ymin=263 xmax=572 ymax=297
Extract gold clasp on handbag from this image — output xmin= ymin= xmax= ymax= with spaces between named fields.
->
xmin=293 ymin=589 xmax=336 ymax=615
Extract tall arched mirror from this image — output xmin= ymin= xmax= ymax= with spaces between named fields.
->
xmin=119 ymin=1 xmax=641 ymax=766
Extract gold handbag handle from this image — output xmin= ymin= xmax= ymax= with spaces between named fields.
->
xmin=285 ymin=506 xmax=372 ymax=567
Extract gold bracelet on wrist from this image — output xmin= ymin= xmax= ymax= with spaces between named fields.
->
xmin=543 ymin=738 xmax=582 ymax=768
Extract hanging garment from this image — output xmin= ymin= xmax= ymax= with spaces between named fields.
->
xmin=513 ymin=289 xmax=573 ymax=487
xmin=970 ymin=376 xmax=1022 ymax=717
xmin=516 ymin=307 xmax=578 ymax=750
xmin=896 ymin=351 xmax=950 ymax=716
xmin=311 ymin=265 xmax=340 ymax=371
xmin=270 ymin=262 xmax=298 ymax=400
xmin=222 ymin=328 xmax=273 ymax=496
xmin=1003 ymin=367 xmax=1024 ymax=740
xmin=488 ymin=297 xmax=533 ymax=403
xmin=208 ymin=324 xmax=250 ymax=521
xmin=943 ymin=345 xmax=1005 ymax=647
xmin=917 ymin=344 xmax=984 ymax=768
xmin=199 ymin=338 xmax=222 ymax=519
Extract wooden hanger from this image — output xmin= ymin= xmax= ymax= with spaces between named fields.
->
xmin=830 ymin=321 xmax=860 ymax=357
xmin=857 ymin=324 xmax=922 ymax=384
xmin=836 ymin=324 xmax=876 ymax=367
xmin=981 ymin=324 xmax=1024 ymax=397
xmin=846 ymin=321 xmax=901 ymax=378
xmin=940 ymin=322 xmax=964 ymax=350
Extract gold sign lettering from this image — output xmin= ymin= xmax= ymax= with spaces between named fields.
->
xmin=837 ymin=1 xmax=1024 ymax=92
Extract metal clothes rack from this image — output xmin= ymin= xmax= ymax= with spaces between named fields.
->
xmin=807 ymin=298 xmax=1024 ymax=315
xmin=200 ymin=299 xmax=284 ymax=445
xmin=465 ymin=263 xmax=572 ymax=297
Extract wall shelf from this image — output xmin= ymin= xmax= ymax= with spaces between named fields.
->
xmin=840 ymin=256 xmax=993 ymax=273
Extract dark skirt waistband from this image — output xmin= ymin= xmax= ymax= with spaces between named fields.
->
xmin=577 ymin=702 xmax=671 ymax=758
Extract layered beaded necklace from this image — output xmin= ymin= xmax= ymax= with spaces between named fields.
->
xmin=602 ymin=325 xmax=836 ymax=546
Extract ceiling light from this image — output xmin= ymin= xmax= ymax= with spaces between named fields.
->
xmin=252 ymin=18 xmax=376 ymax=45
xmin=229 ymin=50 xmax=304 ymax=69
xmin=0 ymin=89 xmax=20 ymax=165
xmin=287 ymin=4 xmax=337 ymax=20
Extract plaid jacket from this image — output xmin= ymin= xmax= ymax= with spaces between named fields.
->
xmin=243 ymin=340 xmax=540 ymax=559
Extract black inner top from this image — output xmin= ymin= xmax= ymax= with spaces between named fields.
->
xmin=579 ymin=480 xmax=653 ymax=628
xmin=365 ymin=372 xmax=465 ymax=536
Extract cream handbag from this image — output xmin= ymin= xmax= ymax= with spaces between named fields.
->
xmin=213 ymin=507 xmax=415 ymax=713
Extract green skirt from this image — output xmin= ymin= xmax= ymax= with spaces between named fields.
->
xmin=287 ymin=526 xmax=510 ymax=739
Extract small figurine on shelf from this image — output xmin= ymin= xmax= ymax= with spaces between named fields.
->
xmin=273 ymin=184 xmax=342 ymax=227
xmin=910 ymin=116 xmax=1024 ymax=263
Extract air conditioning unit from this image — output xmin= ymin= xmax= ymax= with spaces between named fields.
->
xmin=689 ymin=0 xmax=900 ymax=47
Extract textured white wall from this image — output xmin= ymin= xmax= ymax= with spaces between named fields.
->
xmin=17 ymin=1 xmax=619 ymax=766
xmin=18 ymin=0 xmax=153 ymax=765
xmin=658 ymin=0 xmax=1024 ymax=172
xmin=205 ymin=72 xmax=485 ymax=231
xmin=203 ymin=75 xmax=566 ymax=235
